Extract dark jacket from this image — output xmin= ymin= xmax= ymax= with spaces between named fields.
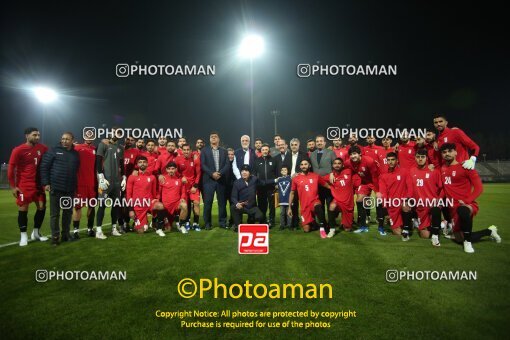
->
xmin=40 ymin=144 xmax=80 ymax=193
xmin=253 ymin=155 xmax=277 ymax=184
xmin=274 ymin=150 xmax=292 ymax=174
xmin=289 ymin=151 xmax=310 ymax=174
xmin=231 ymin=175 xmax=272 ymax=209
xmin=233 ymin=147 xmax=256 ymax=179
xmin=200 ymin=145 xmax=230 ymax=185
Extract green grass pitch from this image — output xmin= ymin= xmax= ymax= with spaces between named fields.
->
xmin=0 ymin=184 xmax=508 ymax=339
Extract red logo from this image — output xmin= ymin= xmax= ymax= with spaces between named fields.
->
xmin=238 ymin=224 xmax=269 ymax=254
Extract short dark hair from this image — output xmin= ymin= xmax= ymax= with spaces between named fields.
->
xmin=166 ymin=140 xmax=176 ymax=146
xmin=210 ymin=131 xmax=219 ymax=137
xmin=333 ymin=157 xmax=344 ymax=163
xmin=137 ymin=156 xmax=148 ymax=162
xmin=166 ymin=161 xmax=177 ymax=168
xmin=255 ymin=138 xmax=263 ymax=143
xmin=261 ymin=143 xmax=270 ymax=149
xmin=196 ymin=138 xmax=204 ymax=143
xmin=306 ymin=139 xmax=314 ymax=144
xmin=433 ymin=113 xmax=447 ymax=120
xmin=416 ymin=149 xmax=428 ymax=156
xmin=280 ymin=165 xmax=290 ymax=171
xmin=386 ymin=152 xmax=397 ymax=159
xmin=439 ymin=143 xmax=456 ymax=152
xmin=273 ymin=134 xmax=281 ymax=139
xmin=348 ymin=146 xmax=362 ymax=155
xmin=182 ymin=143 xmax=191 ymax=148
xmin=62 ymin=131 xmax=74 ymax=139
xmin=24 ymin=127 xmax=38 ymax=135
xmin=146 ymin=139 xmax=156 ymax=145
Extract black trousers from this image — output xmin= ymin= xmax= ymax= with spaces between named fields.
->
xmin=50 ymin=190 xmax=74 ymax=238
xmin=202 ymin=180 xmax=227 ymax=227
xmin=257 ymin=185 xmax=275 ymax=224
xmin=231 ymin=206 xmax=264 ymax=227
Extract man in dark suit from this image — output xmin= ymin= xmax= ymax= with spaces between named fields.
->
xmin=288 ymin=138 xmax=310 ymax=229
xmin=232 ymin=135 xmax=256 ymax=180
xmin=310 ymin=134 xmax=335 ymax=228
xmin=200 ymin=131 xmax=230 ymax=230
xmin=274 ymin=139 xmax=291 ymax=174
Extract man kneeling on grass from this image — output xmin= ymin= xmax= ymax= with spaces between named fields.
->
xmin=159 ymin=162 xmax=188 ymax=234
xmin=439 ymin=143 xmax=501 ymax=253
xmin=126 ymin=156 xmax=166 ymax=236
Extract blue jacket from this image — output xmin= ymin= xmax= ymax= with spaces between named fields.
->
xmin=40 ymin=144 xmax=80 ymax=194
xmin=200 ymin=145 xmax=230 ymax=185
xmin=231 ymin=175 xmax=271 ymax=209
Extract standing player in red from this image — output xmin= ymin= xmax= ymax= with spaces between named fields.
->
xmin=72 ymin=137 xmax=97 ymax=238
xmin=288 ymin=159 xmax=329 ymax=237
xmin=409 ymin=149 xmax=444 ymax=246
xmin=434 ymin=114 xmax=480 ymax=169
xmin=120 ymin=136 xmax=140 ymax=232
xmin=395 ymin=133 xmax=417 ymax=169
xmin=174 ymin=143 xmax=202 ymax=231
xmin=155 ymin=140 xmax=178 ymax=175
xmin=193 ymin=138 xmax=205 ymax=160
xmin=126 ymin=156 xmax=166 ymax=236
xmin=331 ymin=138 xmax=348 ymax=161
xmin=157 ymin=136 xmax=169 ymax=156
xmin=254 ymin=138 xmax=263 ymax=158
xmin=439 ymin=143 xmax=500 ymax=253
xmin=323 ymin=158 xmax=354 ymax=237
xmin=141 ymin=139 xmax=159 ymax=175
xmin=344 ymin=146 xmax=384 ymax=235
xmin=176 ymin=137 xmax=187 ymax=156
xmin=362 ymin=135 xmax=385 ymax=223
xmin=160 ymin=162 xmax=188 ymax=233
xmin=8 ymin=127 xmax=49 ymax=246
xmin=378 ymin=152 xmax=414 ymax=240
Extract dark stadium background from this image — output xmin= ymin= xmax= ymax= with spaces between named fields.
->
xmin=1 ymin=0 xmax=509 ymax=163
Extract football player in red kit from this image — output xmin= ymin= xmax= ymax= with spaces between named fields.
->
xmin=323 ymin=158 xmax=354 ymax=237
xmin=174 ymin=143 xmax=202 ymax=231
xmin=160 ymin=161 xmax=188 ymax=233
xmin=72 ymin=138 xmax=97 ymax=238
xmin=157 ymin=136 xmax=169 ymax=156
xmin=344 ymin=146 xmax=383 ymax=234
xmin=409 ymin=149 xmax=444 ymax=246
xmin=176 ymin=137 xmax=187 ymax=156
xmin=288 ymin=159 xmax=329 ymax=237
xmin=126 ymin=156 xmax=166 ymax=236
xmin=331 ymin=138 xmax=348 ymax=161
xmin=395 ymin=133 xmax=417 ymax=169
xmin=193 ymin=138 xmax=205 ymax=160
xmin=439 ymin=143 xmax=501 ymax=253
xmin=378 ymin=152 xmax=414 ymax=240
xmin=8 ymin=127 xmax=49 ymax=246
xmin=155 ymin=140 xmax=178 ymax=175
xmin=434 ymin=114 xmax=480 ymax=169
xmin=140 ymin=139 xmax=159 ymax=175
xmin=363 ymin=135 xmax=385 ymax=161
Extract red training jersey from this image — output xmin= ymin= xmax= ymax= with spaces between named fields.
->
xmin=437 ymin=127 xmax=480 ymax=164
xmin=396 ymin=141 xmax=417 ymax=169
xmin=174 ymin=155 xmax=201 ymax=187
xmin=126 ymin=171 xmax=157 ymax=202
xmin=75 ymin=143 xmax=96 ymax=186
xmin=441 ymin=163 xmax=483 ymax=204
xmin=379 ymin=167 xmax=413 ymax=200
xmin=344 ymin=156 xmax=380 ymax=191
xmin=409 ymin=166 xmax=443 ymax=201
xmin=322 ymin=168 xmax=354 ymax=208
xmin=159 ymin=174 xmax=186 ymax=205
xmin=8 ymin=143 xmax=48 ymax=189
xmin=124 ymin=147 xmax=140 ymax=176
xmin=291 ymin=172 xmax=325 ymax=208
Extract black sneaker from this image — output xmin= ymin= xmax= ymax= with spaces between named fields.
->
xmin=61 ymin=233 xmax=69 ymax=242
xmin=87 ymin=228 xmax=96 ymax=237
xmin=205 ymin=225 xmax=212 ymax=230
xmin=52 ymin=236 xmax=60 ymax=246
xmin=73 ymin=231 xmax=80 ymax=240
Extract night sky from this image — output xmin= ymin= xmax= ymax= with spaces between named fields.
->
xmin=1 ymin=0 xmax=509 ymax=162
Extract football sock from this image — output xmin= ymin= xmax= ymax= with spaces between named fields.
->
xmin=314 ymin=205 xmax=328 ymax=231
xmin=356 ymin=202 xmax=366 ymax=226
xmin=34 ymin=209 xmax=45 ymax=229
xmin=87 ymin=208 xmax=95 ymax=228
xmin=457 ymin=206 xmax=473 ymax=242
xmin=18 ymin=211 xmax=28 ymax=232
xmin=471 ymin=229 xmax=491 ymax=243
xmin=430 ymin=207 xmax=441 ymax=236
xmin=73 ymin=220 xmax=80 ymax=231
xmin=376 ymin=205 xmax=385 ymax=227
xmin=96 ymin=206 xmax=106 ymax=227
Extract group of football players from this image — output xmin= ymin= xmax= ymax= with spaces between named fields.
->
xmin=8 ymin=113 xmax=501 ymax=253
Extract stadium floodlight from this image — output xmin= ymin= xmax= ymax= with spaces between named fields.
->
xmin=238 ymin=34 xmax=265 ymax=59
xmin=33 ymin=86 xmax=58 ymax=104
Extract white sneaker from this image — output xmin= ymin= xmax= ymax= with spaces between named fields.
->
xmin=431 ymin=234 xmax=440 ymax=247
xmin=327 ymin=229 xmax=336 ymax=238
xmin=95 ymin=231 xmax=107 ymax=240
xmin=402 ymin=232 xmax=410 ymax=242
xmin=156 ymin=229 xmax=166 ymax=237
xmin=412 ymin=218 xmax=420 ymax=229
xmin=19 ymin=232 xmax=28 ymax=246
xmin=112 ymin=228 xmax=122 ymax=236
xmin=31 ymin=230 xmax=48 ymax=242
xmin=463 ymin=241 xmax=475 ymax=253
xmin=488 ymin=225 xmax=501 ymax=243
xmin=144 ymin=224 xmax=149 ymax=232
xmin=180 ymin=226 xmax=188 ymax=234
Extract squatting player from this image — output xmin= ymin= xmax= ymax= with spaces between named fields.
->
xmin=440 ymin=143 xmax=501 ymax=253
xmin=160 ymin=162 xmax=188 ymax=234
xmin=8 ymin=127 xmax=49 ymax=246
xmin=324 ymin=158 xmax=354 ymax=237
xmin=288 ymin=159 xmax=329 ymax=237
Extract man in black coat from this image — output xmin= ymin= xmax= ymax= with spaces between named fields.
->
xmin=40 ymin=132 xmax=80 ymax=245
xmin=288 ymin=138 xmax=310 ymax=228
xmin=200 ymin=131 xmax=230 ymax=230
xmin=253 ymin=144 xmax=277 ymax=227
